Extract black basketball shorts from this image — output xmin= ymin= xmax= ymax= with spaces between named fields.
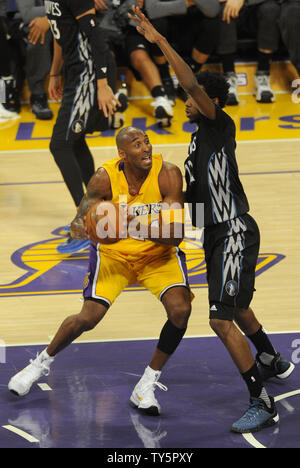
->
xmin=51 ymin=69 xmax=109 ymax=144
xmin=203 ymin=213 xmax=260 ymax=321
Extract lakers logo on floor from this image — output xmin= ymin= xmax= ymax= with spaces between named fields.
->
xmin=0 ymin=226 xmax=285 ymax=297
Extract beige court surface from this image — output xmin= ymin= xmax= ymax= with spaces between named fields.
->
xmin=0 ymin=138 xmax=300 ymax=346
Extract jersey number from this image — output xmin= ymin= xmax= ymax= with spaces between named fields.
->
xmin=49 ymin=19 xmax=60 ymax=40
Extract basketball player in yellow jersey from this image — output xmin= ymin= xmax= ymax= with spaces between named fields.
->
xmin=8 ymin=127 xmax=193 ymax=416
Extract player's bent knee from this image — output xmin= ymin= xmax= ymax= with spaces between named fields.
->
xmin=78 ymin=301 xmax=108 ymax=332
xmin=130 ymin=50 xmax=150 ymax=70
xmin=162 ymin=288 xmax=192 ymax=328
xmin=168 ymin=301 xmax=191 ymax=328
xmin=49 ymin=139 xmax=70 ymax=163
xmin=209 ymin=318 xmax=232 ymax=339
xmin=49 ymin=138 xmax=60 ymax=155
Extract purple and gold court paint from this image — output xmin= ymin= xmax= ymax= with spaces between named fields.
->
xmin=0 ymin=227 xmax=284 ymax=297
xmin=1 ymin=334 xmax=299 ymax=448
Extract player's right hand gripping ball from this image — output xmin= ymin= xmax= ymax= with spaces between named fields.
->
xmin=85 ymin=201 xmax=124 ymax=244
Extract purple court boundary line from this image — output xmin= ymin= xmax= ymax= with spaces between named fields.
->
xmin=1 ymin=170 xmax=300 ymax=186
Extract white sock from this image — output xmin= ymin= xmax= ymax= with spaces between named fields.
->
xmin=40 ymin=349 xmax=55 ymax=362
xmin=144 ymin=366 xmax=161 ymax=381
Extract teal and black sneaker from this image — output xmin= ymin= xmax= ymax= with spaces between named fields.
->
xmin=256 ymin=353 xmax=295 ymax=381
xmin=231 ymin=396 xmax=279 ymax=434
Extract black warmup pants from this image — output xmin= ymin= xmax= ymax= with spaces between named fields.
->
xmin=217 ymin=1 xmax=281 ymax=55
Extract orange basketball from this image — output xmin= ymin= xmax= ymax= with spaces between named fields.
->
xmin=85 ymin=201 xmax=124 ymax=244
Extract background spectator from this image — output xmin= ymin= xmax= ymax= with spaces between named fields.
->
xmin=145 ymin=0 xmax=220 ymax=78
xmin=16 ymin=0 xmax=53 ymax=119
xmin=217 ymin=0 xmax=280 ymax=105
xmin=1 ymin=0 xmax=23 ymax=114
xmin=278 ymin=0 xmax=300 ymax=79
xmin=0 ymin=0 xmax=19 ymax=119
xmin=120 ymin=0 xmax=174 ymax=127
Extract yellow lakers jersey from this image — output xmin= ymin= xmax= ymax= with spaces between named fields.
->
xmin=98 ymin=153 xmax=173 ymax=257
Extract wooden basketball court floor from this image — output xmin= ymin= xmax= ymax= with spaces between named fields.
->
xmin=0 ymin=70 xmax=300 ymax=449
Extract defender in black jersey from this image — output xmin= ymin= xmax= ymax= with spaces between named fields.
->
xmin=46 ymin=0 xmax=126 ymax=253
xmin=130 ymin=5 xmax=294 ymax=434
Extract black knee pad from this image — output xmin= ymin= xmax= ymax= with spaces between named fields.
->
xmin=157 ymin=319 xmax=187 ymax=355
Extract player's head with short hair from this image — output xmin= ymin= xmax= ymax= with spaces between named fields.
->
xmin=195 ymin=70 xmax=229 ymax=109
xmin=116 ymin=127 xmax=152 ymax=172
xmin=116 ymin=126 xmax=145 ymax=149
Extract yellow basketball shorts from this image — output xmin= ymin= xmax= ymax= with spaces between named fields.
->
xmin=83 ymin=243 xmax=190 ymax=308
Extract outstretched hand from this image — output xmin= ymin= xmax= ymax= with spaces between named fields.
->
xmin=128 ymin=6 xmax=161 ymax=44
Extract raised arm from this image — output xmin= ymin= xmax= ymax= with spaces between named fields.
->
xmin=70 ymin=168 xmax=112 ymax=240
xmin=129 ymin=6 xmax=216 ymax=119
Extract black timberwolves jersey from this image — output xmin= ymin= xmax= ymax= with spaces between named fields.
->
xmin=45 ymin=0 xmax=95 ymax=73
xmin=184 ymin=105 xmax=249 ymax=228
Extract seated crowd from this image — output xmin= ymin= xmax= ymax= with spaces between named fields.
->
xmin=0 ymin=0 xmax=299 ymax=125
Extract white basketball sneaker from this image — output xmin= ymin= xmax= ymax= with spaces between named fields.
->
xmin=130 ymin=366 xmax=168 ymax=415
xmin=254 ymin=71 xmax=275 ymax=103
xmin=151 ymin=96 xmax=173 ymax=128
xmin=225 ymin=72 xmax=239 ymax=106
xmin=110 ymin=88 xmax=128 ymax=129
xmin=0 ymin=102 xmax=18 ymax=120
xmin=8 ymin=350 xmax=54 ymax=396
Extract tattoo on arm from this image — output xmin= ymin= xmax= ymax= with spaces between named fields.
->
xmin=70 ymin=168 xmax=112 ymax=239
